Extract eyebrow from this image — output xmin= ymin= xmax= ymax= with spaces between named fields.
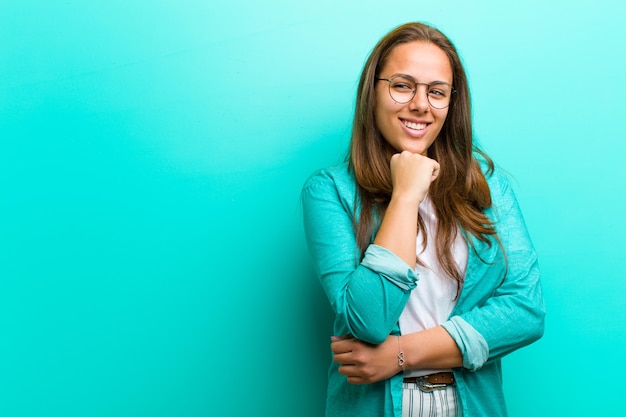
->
xmin=391 ymin=73 xmax=452 ymax=85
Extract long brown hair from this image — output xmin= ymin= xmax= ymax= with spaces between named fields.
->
xmin=349 ymin=22 xmax=498 ymax=291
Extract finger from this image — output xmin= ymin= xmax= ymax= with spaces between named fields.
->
xmin=347 ymin=376 xmax=365 ymax=385
xmin=431 ymin=161 xmax=440 ymax=181
xmin=332 ymin=352 xmax=354 ymax=365
xmin=337 ymin=365 xmax=359 ymax=376
xmin=330 ymin=339 xmax=354 ymax=354
xmin=336 ymin=364 xmax=368 ymax=384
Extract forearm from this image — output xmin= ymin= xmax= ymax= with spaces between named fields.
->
xmin=401 ymin=326 xmax=463 ymax=370
xmin=331 ymin=328 xmax=463 ymax=385
xmin=373 ymin=151 xmax=438 ymax=267
xmin=373 ymin=195 xmax=419 ymax=268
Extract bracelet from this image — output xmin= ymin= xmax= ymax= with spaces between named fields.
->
xmin=397 ymin=336 xmax=405 ymax=371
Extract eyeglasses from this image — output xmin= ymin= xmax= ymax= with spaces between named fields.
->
xmin=376 ymin=75 xmax=456 ymax=109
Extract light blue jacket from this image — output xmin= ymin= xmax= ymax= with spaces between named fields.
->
xmin=301 ymin=161 xmax=545 ymax=417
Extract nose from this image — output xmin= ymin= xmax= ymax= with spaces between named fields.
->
xmin=408 ymin=84 xmax=429 ymax=112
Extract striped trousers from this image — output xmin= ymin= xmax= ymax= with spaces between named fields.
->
xmin=402 ymin=382 xmax=460 ymax=417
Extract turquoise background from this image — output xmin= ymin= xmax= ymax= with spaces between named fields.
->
xmin=1 ymin=1 xmax=624 ymax=416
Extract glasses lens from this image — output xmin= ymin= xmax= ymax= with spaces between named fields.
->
xmin=427 ymin=82 xmax=453 ymax=109
xmin=388 ymin=77 xmax=416 ymax=104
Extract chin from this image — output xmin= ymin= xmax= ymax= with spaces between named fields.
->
xmin=402 ymin=145 xmax=428 ymax=155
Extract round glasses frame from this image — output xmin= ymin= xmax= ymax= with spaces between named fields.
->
xmin=376 ymin=75 xmax=456 ymax=109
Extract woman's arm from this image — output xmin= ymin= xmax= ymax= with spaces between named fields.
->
xmin=331 ymin=327 xmax=462 ymax=384
xmin=302 ymin=170 xmax=414 ymax=344
xmin=301 ymin=153 xmax=439 ymax=344
xmin=373 ymin=151 xmax=439 ymax=266
xmin=441 ymin=170 xmax=545 ymax=370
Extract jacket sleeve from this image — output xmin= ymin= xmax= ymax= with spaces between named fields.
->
xmin=301 ymin=170 xmax=417 ymax=344
xmin=441 ymin=170 xmax=546 ymax=371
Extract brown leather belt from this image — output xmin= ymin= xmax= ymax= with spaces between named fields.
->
xmin=403 ymin=372 xmax=455 ymax=391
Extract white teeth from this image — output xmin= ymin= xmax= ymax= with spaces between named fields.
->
xmin=403 ymin=120 xmax=427 ymax=130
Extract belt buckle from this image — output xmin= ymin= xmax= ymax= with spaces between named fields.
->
xmin=415 ymin=376 xmax=447 ymax=393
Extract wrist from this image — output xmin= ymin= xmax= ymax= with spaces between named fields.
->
xmin=396 ymin=336 xmax=406 ymax=373
xmin=390 ymin=192 xmax=423 ymax=206
xmin=397 ymin=333 xmax=421 ymax=371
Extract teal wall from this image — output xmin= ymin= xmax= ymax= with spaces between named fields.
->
xmin=1 ymin=1 xmax=624 ymax=416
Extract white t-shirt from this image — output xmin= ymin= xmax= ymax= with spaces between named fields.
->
xmin=398 ymin=194 xmax=468 ymax=377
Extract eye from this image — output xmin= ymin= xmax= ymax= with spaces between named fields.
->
xmin=429 ymin=89 xmax=447 ymax=97
xmin=428 ymin=83 xmax=450 ymax=98
xmin=391 ymin=82 xmax=414 ymax=91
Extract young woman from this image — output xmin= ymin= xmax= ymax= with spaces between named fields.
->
xmin=301 ymin=22 xmax=545 ymax=417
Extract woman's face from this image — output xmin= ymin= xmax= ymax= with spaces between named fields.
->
xmin=375 ymin=41 xmax=453 ymax=156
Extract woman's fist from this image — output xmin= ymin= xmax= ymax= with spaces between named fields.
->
xmin=389 ymin=151 xmax=439 ymax=203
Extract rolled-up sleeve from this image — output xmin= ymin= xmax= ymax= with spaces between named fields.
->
xmin=301 ymin=169 xmax=417 ymax=344
xmin=441 ymin=316 xmax=489 ymax=371
xmin=362 ymin=245 xmax=419 ymax=292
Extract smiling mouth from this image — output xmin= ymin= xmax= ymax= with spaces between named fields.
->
xmin=402 ymin=120 xmax=427 ymax=131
